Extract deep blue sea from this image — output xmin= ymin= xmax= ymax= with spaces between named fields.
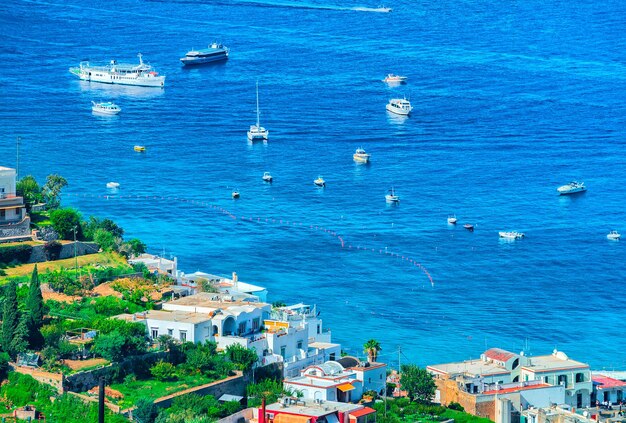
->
xmin=1 ymin=0 xmax=626 ymax=370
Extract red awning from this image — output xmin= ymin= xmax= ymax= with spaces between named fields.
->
xmin=349 ymin=407 xmax=376 ymax=418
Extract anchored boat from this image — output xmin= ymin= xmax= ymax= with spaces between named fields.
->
xmin=247 ymin=81 xmax=269 ymax=141
xmin=70 ymin=53 xmax=165 ymax=88
xmin=180 ymin=43 xmax=229 ymax=66
xmin=91 ymin=101 xmax=121 ymax=115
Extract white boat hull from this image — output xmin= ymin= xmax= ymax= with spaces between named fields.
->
xmin=353 ymin=154 xmax=370 ymax=163
xmin=92 ymin=108 xmax=120 ymax=115
xmin=71 ymin=68 xmax=165 ymax=88
xmin=557 ymin=187 xmax=586 ymax=195
xmin=385 ymin=195 xmax=399 ymax=202
xmin=386 ymin=103 xmax=411 ymax=115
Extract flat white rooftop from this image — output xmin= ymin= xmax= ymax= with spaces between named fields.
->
xmin=114 ymin=309 xmax=212 ymax=324
xmin=265 ymin=399 xmax=363 ymax=417
xmin=428 ymin=359 xmax=509 ymax=377
xmin=523 ymin=353 xmax=589 ymax=372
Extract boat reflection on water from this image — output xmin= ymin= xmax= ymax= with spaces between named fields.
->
xmin=77 ymin=80 xmax=165 ymax=99
xmin=386 ymin=112 xmax=409 ymax=125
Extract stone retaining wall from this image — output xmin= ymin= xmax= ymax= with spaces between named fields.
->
xmin=153 ymin=372 xmax=246 ymax=409
xmin=28 ymin=241 xmax=100 ymax=263
xmin=0 ymin=217 xmax=31 ymax=242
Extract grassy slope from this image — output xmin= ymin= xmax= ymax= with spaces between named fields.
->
xmin=2 ymin=252 xmax=130 ymax=278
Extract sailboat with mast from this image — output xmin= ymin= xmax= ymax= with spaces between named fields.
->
xmin=247 ymin=81 xmax=269 ymax=141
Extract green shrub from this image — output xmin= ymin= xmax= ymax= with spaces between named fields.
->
xmin=49 ymin=208 xmax=82 ymax=240
xmin=448 ymin=402 xmax=465 ymax=412
xmin=150 ymin=361 xmax=176 ymax=381
xmin=0 ymin=372 xmax=56 ymax=407
xmin=43 ymin=240 xmax=62 ymax=261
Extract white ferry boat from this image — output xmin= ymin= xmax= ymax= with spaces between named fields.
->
xmin=91 ymin=101 xmax=121 ymax=115
xmin=180 ymin=43 xmax=229 ymax=66
xmin=386 ymin=98 xmax=412 ymax=115
xmin=69 ymin=53 xmax=165 ymax=88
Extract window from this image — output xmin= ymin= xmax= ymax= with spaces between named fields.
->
xmin=380 ymin=374 xmax=383 ymax=379
xmin=575 ymin=373 xmax=585 ymax=383
xmin=238 ymin=322 xmax=247 ymax=335
xmin=317 ymin=324 xmax=321 ymax=334
xmin=512 ymin=358 xmax=519 ymax=369
xmin=280 ymin=346 xmax=286 ymax=358
xmin=252 ymin=318 xmax=260 ymax=331
xmin=558 ymin=375 xmax=567 ymax=386
xmin=297 ymin=341 xmax=303 ymax=349
xmin=151 ymin=328 xmax=159 ymax=339
xmin=329 ymin=353 xmax=335 ymax=361
xmin=167 ymin=328 xmax=173 ymax=336
xmin=524 ymin=375 xmax=529 ymax=382
xmin=513 ymin=376 xmax=519 ymax=382
xmin=369 ymin=378 xmax=372 ymax=383
xmin=180 ymin=330 xmax=187 ymax=342
xmin=544 ymin=376 xmax=549 ymax=383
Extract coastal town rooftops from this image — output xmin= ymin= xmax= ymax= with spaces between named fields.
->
xmin=265 ymin=399 xmax=365 ymax=417
xmin=285 ymin=375 xmax=353 ymax=388
xmin=592 ymin=375 xmax=626 ymax=389
xmin=165 ymin=292 xmax=267 ymax=309
xmin=522 ymin=350 xmax=589 ymax=372
xmin=113 ymin=309 xmax=212 ymax=324
xmin=308 ymin=341 xmax=341 ymax=351
xmin=427 ymin=358 xmax=508 ymax=377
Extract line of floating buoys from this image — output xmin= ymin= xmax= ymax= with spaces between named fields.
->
xmin=62 ymin=192 xmax=434 ymax=286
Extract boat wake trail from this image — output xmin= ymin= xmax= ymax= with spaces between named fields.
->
xmin=62 ymin=192 xmax=433 ymax=286
xmin=225 ymin=0 xmax=391 ymax=13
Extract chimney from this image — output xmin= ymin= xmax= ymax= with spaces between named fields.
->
xmin=259 ymin=397 xmax=266 ymax=423
xmin=98 ymin=377 xmax=105 ymax=423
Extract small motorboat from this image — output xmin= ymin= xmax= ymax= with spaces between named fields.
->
xmin=499 ymin=231 xmax=525 ymax=240
xmin=134 ymin=145 xmax=146 ymax=152
xmin=232 ymin=190 xmax=240 ymax=199
xmin=314 ymin=176 xmax=326 ymax=187
xmin=386 ymin=98 xmax=412 ymax=115
xmin=607 ymin=230 xmax=621 ymax=240
xmin=385 ymin=188 xmax=400 ymax=203
xmin=353 ymin=147 xmax=371 ymax=163
xmin=447 ymin=215 xmax=457 ymax=224
xmin=464 ymin=224 xmax=474 ymax=231
xmin=92 ymin=101 xmax=121 ymax=115
xmin=262 ymin=172 xmax=273 ymax=183
xmin=383 ymin=74 xmax=407 ymax=84
xmin=557 ymin=181 xmax=586 ymax=195
xmin=106 ymin=182 xmax=120 ymax=189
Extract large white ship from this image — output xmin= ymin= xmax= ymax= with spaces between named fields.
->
xmin=69 ymin=53 xmax=165 ymax=88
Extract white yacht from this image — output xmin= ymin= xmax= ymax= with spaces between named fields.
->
xmin=607 ymin=230 xmax=621 ymax=240
xmin=247 ymin=81 xmax=269 ymax=141
xmin=447 ymin=215 xmax=457 ymax=224
xmin=70 ymin=54 xmax=165 ymax=88
xmin=353 ymin=147 xmax=371 ymax=163
xmin=383 ymin=74 xmax=407 ymax=84
xmin=106 ymin=182 xmax=120 ymax=189
xmin=386 ymin=98 xmax=412 ymax=115
xmin=557 ymin=181 xmax=586 ymax=195
xmin=91 ymin=101 xmax=121 ymax=115
xmin=385 ymin=188 xmax=400 ymax=203
xmin=499 ymin=231 xmax=525 ymax=240
xmin=262 ymin=172 xmax=273 ymax=183
xmin=180 ymin=43 xmax=229 ymax=66
xmin=314 ymin=176 xmax=326 ymax=187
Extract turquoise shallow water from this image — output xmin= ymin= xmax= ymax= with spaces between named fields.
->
xmin=1 ymin=0 xmax=626 ymax=369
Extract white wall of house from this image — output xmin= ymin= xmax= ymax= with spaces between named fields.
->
xmin=354 ymin=365 xmax=387 ymax=394
xmin=0 ymin=168 xmax=16 ymax=197
xmin=267 ymin=327 xmax=309 ymax=361
xmin=144 ymin=319 xmax=201 ymax=343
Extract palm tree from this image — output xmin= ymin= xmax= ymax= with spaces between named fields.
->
xmin=363 ymin=339 xmax=381 ymax=363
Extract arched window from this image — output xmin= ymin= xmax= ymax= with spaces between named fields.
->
xmin=512 ymin=358 xmax=520 ymax=369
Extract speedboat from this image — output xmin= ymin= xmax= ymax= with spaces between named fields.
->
xmin=262 ymin=172 xmax=273 ymax=183
xmin=92 ymin=101 xmax=121 ymax=115
xmin=557 ymin=181 xmax=586 ymax=195
xmin=385 ymin=188 xmax=400 ymax=203
xmin=499 ymin=231 xmax=525 ymax=240
xmin=383 ymin=74 xmax=407 ymax=84
xmin=607 ymin=230 xmax=621 ymax=240
xmin=447 ymin=215 xmax=457 ymax=224
xmin=106 ymin=182 xmax=120 ymax=189
xmin=353 ymin=147 xmax=371 ymax=163
xmin=386 ymin=98 xmax=412 ymax=115
xmin=464 ymin=224 xmax=474 ymax=231
xmin=247 ymin=81 xmax=269 ymax=141
xmin=232 ymin=190 xmax=240 ymax=199
xmin=180 ymin=43 xmax=229 ymax=66
xmin=134 ymin=145 xmax=146 ymax=152
xmin=314 ymin=176 xmax=326 ymax=187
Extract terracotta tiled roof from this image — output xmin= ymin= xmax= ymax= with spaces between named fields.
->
xmin=593 ymin=375 xmax=626 ymax=389
xmin=484 ymin=348 xmax=516 ymax=362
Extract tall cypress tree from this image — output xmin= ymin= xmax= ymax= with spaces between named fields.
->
xmin=26 ymin=265 xmax=46 ymax=349
xmin=1 ymin=281 xmax=19 ymax=356
xmin=10 ymin=316 xmax=29 ymax=358
xmin=26 ymin=265 xmax=46 ymax=324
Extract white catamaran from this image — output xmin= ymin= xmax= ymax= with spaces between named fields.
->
xmin=247 ymin=81 xmax=269 ymax=141
xmin=69 ymin=53 xmax=165 ymax=88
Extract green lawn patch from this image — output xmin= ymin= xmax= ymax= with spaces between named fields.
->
xmin=108 ymin=373 xmax=219 ymax=409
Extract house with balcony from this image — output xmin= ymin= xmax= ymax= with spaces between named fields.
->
xmin=177 ymin=271 xmax=268 ymax=302
xmin=427 ymin=348 xmax=591 ymax=421
xmin=284 ymin=357 xmax=387 ymax=404
xmin=0 ymin=166 xmax=30 ymax=242
xmin=591 ymin=375 xmax=626 ymax=405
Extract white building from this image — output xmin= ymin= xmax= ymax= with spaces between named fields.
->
xmin=113 ymin=294 xmax=340 ymax=377
xmin=0 ymin=166 xmax=30 ymax=242
xmin=178 ymin=271 xmax=268 ymax=303
xmin=129 ymin=253 xmax=177 ymax=278
xmin=284 ymin=357 xmax=387 ymax=403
